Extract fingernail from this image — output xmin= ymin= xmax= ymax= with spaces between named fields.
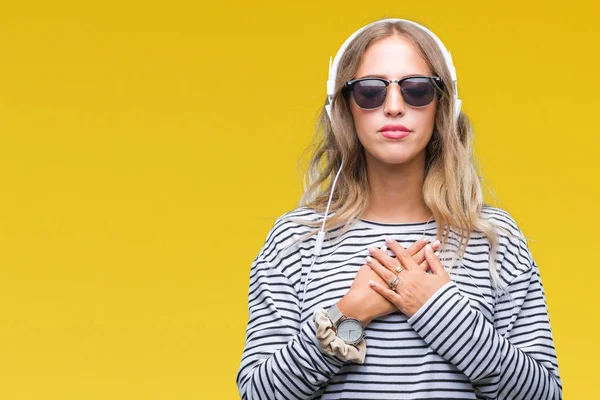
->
xmin=420 ymin=236 xmax=429 ymax=243
xmin=368 ymin=246 xmax=377 ymax=253
xmin=369 ymin=280 xmax=377 ymax=287
xmin=433 ymin=240 xmax=440 ymax=246
xmin=384 ymin=236 xmax=393 ymax=244
xmin=366 ymin=256 xmax=374 ymax=263
xmin=380 ymin=245 xmax=387 ymax=253
xmin=425 ymin=244 xmax=432 ymax=253
xmin=434 ymin=251 xmax=440 ymax=257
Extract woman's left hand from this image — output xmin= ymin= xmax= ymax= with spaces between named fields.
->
xmin=366 ymin=237 xmax=451 ymax=318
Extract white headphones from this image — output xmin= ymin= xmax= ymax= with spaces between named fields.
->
xmin=325 ymin=18 xmax=462 ymax=123
xmin=301 ymin=19 xmax=462 ymax=305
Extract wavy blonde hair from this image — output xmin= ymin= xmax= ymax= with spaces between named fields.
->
xmin=286 ymin=19 xmax=509 ymax=288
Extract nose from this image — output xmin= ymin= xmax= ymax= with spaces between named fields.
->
xmin=383 ymin=82 xmax=405 ymax=117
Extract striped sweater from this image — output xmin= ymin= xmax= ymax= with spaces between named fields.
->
xmin=236 ymin=206 xmax=562 ymax=399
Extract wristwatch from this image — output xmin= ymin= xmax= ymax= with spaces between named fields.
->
xmin=326 ymin=303 xmax=365 ymax=346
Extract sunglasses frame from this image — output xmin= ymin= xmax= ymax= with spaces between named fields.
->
xmin=344 ymin=76 xmax=445 ymax=110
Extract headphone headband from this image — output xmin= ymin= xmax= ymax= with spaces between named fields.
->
xmin=325 ymin=18 xmax=462 ymax=124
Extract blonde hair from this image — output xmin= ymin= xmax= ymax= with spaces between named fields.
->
xmin=286 ymin=19 xmax=510 ymax=289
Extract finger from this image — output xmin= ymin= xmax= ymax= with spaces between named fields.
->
xmin=412 ymin=239 xmax=441 ymax=265
xmin=368 ymin=245 xmax=403 ymax=273
xmin=363 ymin=263 xmax=389 ymax=284
xmin=419 ymin=249 xmax=441 ymax=272
xmin=425 ymin=244 xmax=448 ymax=277
xmin=365 ymin=255 xmax=397 ymax=284
xmin=369 ymin=279 xmax=404 ymax=307
xmin=405 ymin=237 xmax=428 ymax=257
xmin=384 ymin=237 xmax=419 ymax=272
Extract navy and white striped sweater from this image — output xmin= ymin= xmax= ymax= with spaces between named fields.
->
xmin=236 ymin=206 xmax=562 ymax=399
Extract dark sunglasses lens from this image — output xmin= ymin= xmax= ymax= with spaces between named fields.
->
xmin=400 ymin=78 xmax=435 ymax=107
xmin=352 ymin=79 xmax=387 ymax=109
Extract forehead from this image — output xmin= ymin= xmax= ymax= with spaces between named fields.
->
xmin=355 ymin=35 xmax=432 ymax=79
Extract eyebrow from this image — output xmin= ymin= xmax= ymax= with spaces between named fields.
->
xmin=355 ymin=73 xmax=429 ymax=80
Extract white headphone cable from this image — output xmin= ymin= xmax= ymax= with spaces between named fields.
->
xmin=300 ymin=158 xmax=344 ymax=308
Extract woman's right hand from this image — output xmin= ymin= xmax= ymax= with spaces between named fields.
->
xmin=337 ymin=237 xmax=440 ymax=326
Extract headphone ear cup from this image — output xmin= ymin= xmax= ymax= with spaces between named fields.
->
xmin=454 ymin=99 xmax=462 ymax=121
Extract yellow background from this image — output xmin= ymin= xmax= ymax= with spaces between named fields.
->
xmin=0 ymin=1 xmax=597 ymax=398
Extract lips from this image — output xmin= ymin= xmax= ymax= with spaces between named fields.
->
xmin=378 ymin=124 xmax=411 ymax=139
xmin=380 ymin=131 xmax=410 ymax=139
xmin=379 ymin=124 xmax=410 ymax=133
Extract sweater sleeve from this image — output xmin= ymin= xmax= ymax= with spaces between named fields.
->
xmin=407 ymin=238 xmax=562 ymax=399
xmin=236 ymin=219 xmax=344 ymax=399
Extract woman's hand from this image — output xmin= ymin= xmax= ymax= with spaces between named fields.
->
xmin=366 ymin=237 xmax=451 ymax=318
xmin=337 ymin=237 xmax=440 ymax=326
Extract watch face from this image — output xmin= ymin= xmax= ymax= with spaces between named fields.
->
xmin=337 ymin=318 xmax=363 ymax=344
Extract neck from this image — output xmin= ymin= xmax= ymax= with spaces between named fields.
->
xmin=361 ymin=152 xmax=432 ymax=224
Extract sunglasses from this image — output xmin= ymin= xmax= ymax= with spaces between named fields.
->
xmin=344 ymin=76 xmax=444 ymax=110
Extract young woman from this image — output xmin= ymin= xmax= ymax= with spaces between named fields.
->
xmin=236 ymin=18 xmax=562 ymax=399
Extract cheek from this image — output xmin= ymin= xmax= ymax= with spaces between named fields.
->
xmin=427 ymin=100 xmax=439 ymax=126
xmin=426 ymin=108 xmax=437 ymax=129
xmin=414 ymin=104 xmax=438 ymax=137
xmin=349 ymin=103 xmax=374 ymax=136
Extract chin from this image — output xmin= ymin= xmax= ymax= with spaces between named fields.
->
xmin=369 ymin=148 xmax=421 ymax=166
xmin=382 ymin=157 xmax=415 ymax=166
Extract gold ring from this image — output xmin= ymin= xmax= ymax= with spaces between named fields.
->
xmin=389 ymin=276 xmax=400 ymax=291
xmin=394 ymin=266 xmax=404 ymax=274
